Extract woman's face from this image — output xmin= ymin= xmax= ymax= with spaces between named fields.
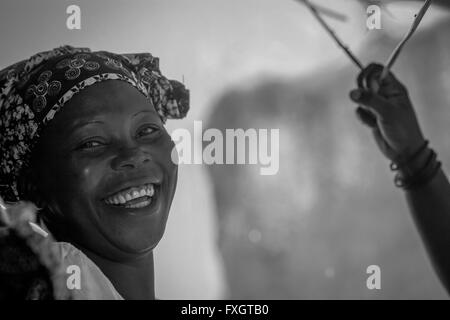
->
xmin=33 ymin=81 xmax=178 ymax=261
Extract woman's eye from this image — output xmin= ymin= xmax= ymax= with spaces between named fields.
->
xmin=137 ymin=126 xmax=159 ymax=138
xmin=78 ymin=140 xmax=104 ymax=150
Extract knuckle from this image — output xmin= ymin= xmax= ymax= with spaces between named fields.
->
xmin=366 ymin=62 xmax=382 ymax=70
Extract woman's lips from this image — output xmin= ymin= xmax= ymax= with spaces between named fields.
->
xmin=103 ymin=183 xmax=155 ymax=209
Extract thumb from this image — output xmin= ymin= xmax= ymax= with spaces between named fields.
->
xmin=7 ymin=202 xmax=37 ymax=226
xmin=350 ymin=89 xmax=391 ymax=119
xmin=355 ymin=106 xmax=378 ymax=128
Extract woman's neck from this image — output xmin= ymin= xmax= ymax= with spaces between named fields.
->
xmin=77 ymin=246 xmax=156 ymax=300
xmin=45 ymin=218 xmax=156 ymax=300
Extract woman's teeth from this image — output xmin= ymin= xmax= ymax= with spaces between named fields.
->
xmin=104 ymin=184 xmax=155 ymax=208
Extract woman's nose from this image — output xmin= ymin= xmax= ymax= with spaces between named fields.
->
xmin=111 ymin=146 xmax=152 ymax=171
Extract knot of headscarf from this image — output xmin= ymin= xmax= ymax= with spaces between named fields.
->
xmin=0 ymin=45 xmax=190 ymax=202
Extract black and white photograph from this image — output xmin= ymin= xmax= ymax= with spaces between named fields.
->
xmin=1 ymin=0 xmax=450 ymax=307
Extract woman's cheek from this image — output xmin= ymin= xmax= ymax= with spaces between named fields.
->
xmin=66 ymin=157 xmax=105 ymax=198
xmin=159 ymin=133 xmax=178 ymax=169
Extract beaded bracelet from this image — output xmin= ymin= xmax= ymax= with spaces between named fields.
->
xmin=393 ymin=148 xmax=441 ymax=190
xmin=390 ymin=140 xmax=429 ymax=171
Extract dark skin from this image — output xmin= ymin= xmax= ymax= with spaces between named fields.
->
xmin=351 ymin=63 xmax=450 ymax=294
xmin=28 ymin=80 xmax=178 ymax=299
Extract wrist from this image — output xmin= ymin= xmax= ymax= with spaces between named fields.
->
xmin=390 ymin=140 xmax=429 ymax=173
xmin=391 ymin=143 xmax=441 ymax=190
xmin=398 ymin=147 xmax=432 ymax=177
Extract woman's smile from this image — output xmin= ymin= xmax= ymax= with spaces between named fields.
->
xmin=103 ymin=183 xmax=154 ymax=207
xmin=101 ymin=181 xmax=162 ymax=216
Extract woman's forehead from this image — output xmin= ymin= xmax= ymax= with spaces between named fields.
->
xmin=65 ymin=81 xmax=157 ymax=117
xmin=48 ymin=81 xmax=159 ymax=133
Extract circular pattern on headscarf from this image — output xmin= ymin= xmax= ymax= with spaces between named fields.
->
xmin=48 ymin=81 xmax=62 ymax=96
xmin=0 ymin=45 xmax=190 ymax=202
xmin=64 ymin=68 xmax=81 ymax=80
xmin=38 ymin=71 xmax=52 ymax=83
xmin=84 ymin=61 xmax=100 ymax=71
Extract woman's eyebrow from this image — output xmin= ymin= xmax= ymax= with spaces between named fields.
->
xmin=70 ymin=119 xmax=105 ymax=132
xmin=132 ymin=109 xmax=156 ymax=118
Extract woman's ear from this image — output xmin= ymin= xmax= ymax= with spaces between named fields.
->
xmin=17 ymin=169 xmax=66 ymax=241
xmin=17 ymin=167 xmax=44 ymax=208
xmin=17 ymin=165 xmax=64 ymax=222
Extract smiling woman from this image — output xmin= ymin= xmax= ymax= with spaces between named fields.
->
xmin=0 ymin=45 xmax=189 ymax=299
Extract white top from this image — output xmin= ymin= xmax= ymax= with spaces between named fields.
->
xmin=53 ymin=241 xmax=124 ymax=300
xmin=33 ymin=222 xmax=123 ymax=300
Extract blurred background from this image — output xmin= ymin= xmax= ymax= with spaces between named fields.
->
xmin=1 ymin=0 xmax=450 ymax=299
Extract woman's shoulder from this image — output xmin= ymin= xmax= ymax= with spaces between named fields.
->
xmin=0 ymin=223 xmax=123 ymax=300
xmin=52 ymin=241 xmax=124 ymax=300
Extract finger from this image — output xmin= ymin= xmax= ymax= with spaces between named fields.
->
xmin=362 ymin=65 xmax=386 ymax=93
xmin=0 ymin=211 xmax=9 ymax=227
xmin=368 ymin=71 xmax=407 ymax=99
xmin=7 ymin=202 xmax=37 ymax=225
xmin=359 ymin=63 xmax=408 ymax=98
xmin=14 ymin=219 xmax=35 ymax=239
xmin=379 ymin=80 xmax=408 ymax=102
xmin=355 ymin=106 xmax=378 ymax=128
xmin=350 ymin=89 xmax=392 ymax=118
xmin=357 ymin=63 xmax=384 ymax=90
xmin=0 ymin=196 xmax=10 ymax=227
xmin=372 ymin=127 xmax=394 ymax=155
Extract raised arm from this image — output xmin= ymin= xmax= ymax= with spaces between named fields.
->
xmin=350 ymin=63 xmax=450 ymax=293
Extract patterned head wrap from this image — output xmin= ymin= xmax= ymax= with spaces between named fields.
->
xmin=0 ymin=45 xmax=189 ymax=202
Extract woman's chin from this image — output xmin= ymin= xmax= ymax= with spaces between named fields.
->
xmin=115 ymin=238 xmax=160 ymax=256
xmin=93 ymin=188 xmax=170 ymax=255
xmin=99 ymin=219 xmax=168 ymax=257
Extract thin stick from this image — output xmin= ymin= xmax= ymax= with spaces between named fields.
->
xmin=295 ymin=0 xmax=364 ymax=70
xmin=312 ymin=3 xmax=348 ymax=22
xmin=29 ymin=221 xmax=49 ymax=238
xmin=380 ymin=0 xmax=433 ymax=80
